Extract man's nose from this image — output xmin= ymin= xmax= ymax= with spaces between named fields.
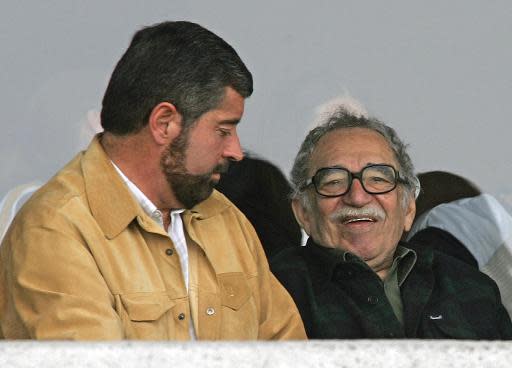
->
xmin=343 ymin=178 xmax=373 ymax=206
xmin=223 ymin=133 xmax=244 ymax=162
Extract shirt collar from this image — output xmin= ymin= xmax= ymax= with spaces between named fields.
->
xmin=111 ymin=162 xmax=186 ymax=228
xmin=389 ymin=245 xmax=417 ymax=286
xmin=111 ymin=162 xmax=159 ymax=215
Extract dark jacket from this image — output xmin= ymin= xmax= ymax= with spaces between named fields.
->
xmin=271 ymin=238 xmax=512 ymax=339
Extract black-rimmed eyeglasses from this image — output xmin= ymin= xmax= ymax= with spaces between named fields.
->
xmin=303 ymin=164 xmax=407 ymax=197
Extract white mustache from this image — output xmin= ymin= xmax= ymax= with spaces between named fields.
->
xmin=329 ymin=206 xmax=385 ymax=223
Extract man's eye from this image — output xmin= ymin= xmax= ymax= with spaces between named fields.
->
xmin=323 ymin=179 xmax=344 ymax=187
xmin=218 ymin=129 xmax=231 ymax=137
xmin=369 ymin=176 xmax=391 ymax=184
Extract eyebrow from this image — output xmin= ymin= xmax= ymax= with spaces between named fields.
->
xmin=218 ymin=118 xmax=241 ymax=126
xmin=323 ymin=162 xmax=391 ymax=169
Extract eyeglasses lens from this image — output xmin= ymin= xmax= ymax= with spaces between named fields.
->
xmin=314 ymin=165 xmax=397 ymax=196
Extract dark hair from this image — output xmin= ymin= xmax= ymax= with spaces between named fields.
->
xmin=415 ymin=171 xmax=481 ymax=217
xmin=216 ymin=153 xmax=302 ymax=259
xmin=101 ymin=21 xmax=253 ymax=135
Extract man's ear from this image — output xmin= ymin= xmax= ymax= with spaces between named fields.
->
xmin=403 ymin=194 xmax=416 ymax=232
xmin=148 ymin=102 xmax=183 ymax=145
xmin=292 ymin=198 xmax=312 ymax=236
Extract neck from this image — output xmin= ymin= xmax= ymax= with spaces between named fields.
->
xmin=369 ymin=253 xmax=395 ymax=280
xmin=101 ymin=132 xmax=182 ymax=211
xmin=375 ymin=267 xmax=390 ymax=280
xmin=161 ymin=209 xmax=171 ymax=231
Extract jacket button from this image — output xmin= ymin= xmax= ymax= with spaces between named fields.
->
xmin=178 ymin=313 xmax=186 ymax=320
xmin=165 ymin=248 xmax=174 ymax=256
xmin=206 ymin=307 xmax=215 ymax=316
xmin=367 ymin=296 xmax=379 ymax=305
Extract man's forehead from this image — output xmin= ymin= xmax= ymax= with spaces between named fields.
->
xmin=310 ymin=127 xmax=397 ymax=170
xmin=195 ymin=86 xmax=245 ymax=126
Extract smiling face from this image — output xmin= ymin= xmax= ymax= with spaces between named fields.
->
xmin=293 ymin=127 xmax=416 ymax=275
xmin=160 ymin=86 xmax=245 ymax=209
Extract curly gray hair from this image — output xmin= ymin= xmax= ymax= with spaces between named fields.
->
xmin=290 ymin=108 xmax=420 ymax=209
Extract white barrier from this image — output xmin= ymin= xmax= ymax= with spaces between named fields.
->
xmin=1 ymin=340 xmax=511 ymax=368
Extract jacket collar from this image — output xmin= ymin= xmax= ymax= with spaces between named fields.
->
xmin=184 ymin=190 xmax=231 ymax=220
xmin=399 ymin=238 xmax=435 ymax=336
xmin=82 ymin=135 xmax=144 ymax=239
xmin=302 ymin=238 xmax=369 ymax=292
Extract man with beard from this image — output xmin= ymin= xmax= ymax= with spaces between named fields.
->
xmin=0 ymin=21 xmax=305 ymax=340
xmin=271 ymin=106 xmax=512 ymax=339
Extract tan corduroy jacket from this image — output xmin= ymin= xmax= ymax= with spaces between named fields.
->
xmin=0 ymin=137 xmax=306 ymax=340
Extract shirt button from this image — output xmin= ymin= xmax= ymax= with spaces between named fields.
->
xmin=178 ymin=313 xmax=186 ymax=320
xmin=367 ymin=296 xmax=379 ymax=305
xmin=206 ymin=307 xmax=215 ymax=316
xmin=165 ymin=248 xmax=174 ymax=256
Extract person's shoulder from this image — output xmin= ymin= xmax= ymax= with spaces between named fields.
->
xmin=422 ymin=245 xmax=501 ymax=294
xmin=408 ymin=227 xmax=478 ymax=268
xmin=12 ymin=157 xmax=87 ymax=225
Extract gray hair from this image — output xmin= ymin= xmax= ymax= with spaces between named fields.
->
xmin=290 ymin=108 xmax=420 ymax=208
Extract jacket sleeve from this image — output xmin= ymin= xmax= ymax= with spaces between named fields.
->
xmin=243 ymin=221 xmax=306 ymax=340
xmin=257 ymin=268 xmax=307 ymax=340
xmin=1 ymin=219 xmax=124 ymax=340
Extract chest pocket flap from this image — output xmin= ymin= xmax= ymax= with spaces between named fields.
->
xmin=120 ymin=292 xmax=174 ymax=321
xmin=218 ymin=272 xmax=251 ymax=310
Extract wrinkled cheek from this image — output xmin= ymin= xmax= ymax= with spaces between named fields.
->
xmin=389 ymin=214 xmax=406 ymax=241
xmin=311 ymin=220 xmax=341 ymax=248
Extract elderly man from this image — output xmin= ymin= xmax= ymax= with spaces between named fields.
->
xmin=271 ymin=107 xmax=512 ymax=339
xmin=0 ymin=21 xmax=305 ymax=340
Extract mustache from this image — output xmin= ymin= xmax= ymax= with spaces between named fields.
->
xmin=212 ymin=161 xmax=230 ymax=175
xmin=329 ymin=206 xmax=386 ymax=222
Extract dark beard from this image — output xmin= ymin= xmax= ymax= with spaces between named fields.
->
xmin=160 ymin=131 xmax=229 ymax=209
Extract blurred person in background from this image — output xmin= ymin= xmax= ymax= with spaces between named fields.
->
xmin=216 ymin=152 xmax=302 ymax=260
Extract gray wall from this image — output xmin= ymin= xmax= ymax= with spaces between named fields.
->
xmin=1 ymin=0 xmax=511 ymax=207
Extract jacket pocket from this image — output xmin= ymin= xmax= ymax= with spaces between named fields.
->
xmin=117 ymin=292 xmax=174 ymax=339
xmin=218 ymin=272 xmax=251 ymax=310
xmin=217 ymin=272 xmax=258 ymax=338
